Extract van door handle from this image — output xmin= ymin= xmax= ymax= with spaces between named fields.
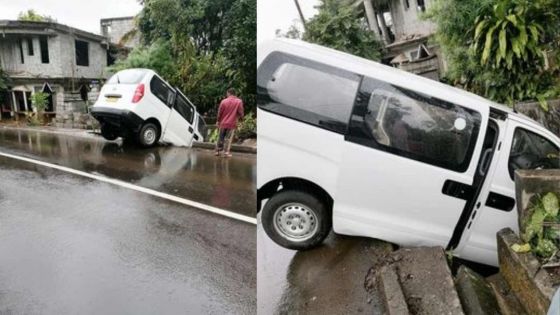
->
xmin=479 ymin=149 xmax=493 ymax=176
xmin=188 ymin=126 xmax=194 ymax=133
xmin=442 ymin=180 xmax=473 ymax=200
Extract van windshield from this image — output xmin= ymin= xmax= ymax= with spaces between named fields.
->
xmin=107 ymin=69 xmax=148 ymax=84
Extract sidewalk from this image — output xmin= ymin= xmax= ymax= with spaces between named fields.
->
xmin=0 ymin=122 xmax=256 ymax=153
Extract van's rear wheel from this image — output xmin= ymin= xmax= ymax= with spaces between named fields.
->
xmin=138 ymin=122 xmax=159 ymax=147
xmin=101 ymin=125 xmax=118 ymax=141
xmin=262 ymin=190 xmax=331 ymax=250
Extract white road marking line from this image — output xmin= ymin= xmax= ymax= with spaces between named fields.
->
xmin=0 ymin=151 xmax=257 ymax=225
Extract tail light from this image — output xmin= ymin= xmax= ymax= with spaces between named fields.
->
xmin=132 ymin=83 xmax=145 ymax=103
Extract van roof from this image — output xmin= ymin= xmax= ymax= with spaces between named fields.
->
xmin=259 ymin=39 xmax=547 ymax=130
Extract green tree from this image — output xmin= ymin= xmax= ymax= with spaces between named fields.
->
xmin=472 ymin=0 xmax=560 ymax=106
xmin=127 ymin=0 xmax=255 ymax=115
xmin=30 ymin=92 xmax=49 ymax=113
xmin=303 ymin=0 xmax=383 ymax=61
xmin=222 ymin=0 xmax=257 ymax=105
xmin=0 ymin=67 xmax=9 ymax=90
xmin=426 ymin=0 xmax=560 ymax=107
xmin=17 ymin=9 xmax=56 ymax=22
xmin=276 ymin=25 xmax=303 ymax=39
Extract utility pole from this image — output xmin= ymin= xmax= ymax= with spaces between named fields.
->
xmin=294 ymin=0 xmax=307 ymax=31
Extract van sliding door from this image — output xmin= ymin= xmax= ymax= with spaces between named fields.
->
xmin=334 ymin=76 xmax=489 ymax=248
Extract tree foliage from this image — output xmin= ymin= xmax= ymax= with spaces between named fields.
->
xmin=115 ymin=0 xmax=256 ymax=115
xmin=426 ymin=0 xmax=560 ymax=107
xmin=30 ymin=92 xmax=49 ymax=113
xmin=0 ymin=67 xmax=9 ymax=91
xmin=17 ymin=9 xmax=56 ymax=22
xmin=303 ymin=0 xmax=383 ymax=61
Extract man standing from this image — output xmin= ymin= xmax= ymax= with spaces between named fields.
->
xmin=215 ymin=88 xmax=244 ymax=157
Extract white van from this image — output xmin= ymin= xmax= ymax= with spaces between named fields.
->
xmin=91 ymin=69 xmax=206 ymax=147
xmin=257 ymin=39 xmax=560 ymax=266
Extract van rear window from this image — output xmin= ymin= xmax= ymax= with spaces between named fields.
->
xmin=258 ymin=52 xmax=360 ymax=134
xmin=107 ymin=69 xmax=148 ymax=84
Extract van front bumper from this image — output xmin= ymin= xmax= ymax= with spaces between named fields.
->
xmin=90 ymin=107 xmax=144 ymax=134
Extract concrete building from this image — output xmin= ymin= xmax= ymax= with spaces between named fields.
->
xmin=100 ymin=16 xmax=140 ymax=49
xmin=356 ymin=0 xmax=444 ymax=80
xmin=0 ymin=20 xmax=108 ymax=127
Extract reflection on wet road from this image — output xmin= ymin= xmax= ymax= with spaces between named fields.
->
xmin=0 ymin=157 xmax=255 ymax=314
xmin=257 ymin=217 xmax=393 ymax=314
xmin=0 ymin=128 xmax=256 ymax=216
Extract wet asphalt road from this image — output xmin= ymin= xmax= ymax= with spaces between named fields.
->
xmin=0 ymin=128 xmax=256 ymax=314
xmin=257 ymin=217 xmax=393 ymax=315
xmin=0 ymin=127 xmax=256 ymax=217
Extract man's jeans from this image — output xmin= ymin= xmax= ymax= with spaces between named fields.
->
xmin=215 ymin=128 xmax=235 ymax=153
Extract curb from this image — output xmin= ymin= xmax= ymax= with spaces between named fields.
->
xmin=193 ymin=141 xmax=257 ymax=154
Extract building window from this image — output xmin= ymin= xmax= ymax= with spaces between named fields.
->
xmin=417 ymin=0 xmax=426 ymax=12
xmin=18 ymin=39 xmax=24 ymax=63
xmin=27 ymin=38 xmax=34 ymax=56
xmin=39 ymin=36 xmax=49 ymax=64
xmin=75 ymin=40 xmax=89 ymax=67
xmin=404 ymin=0 xmax=410 ymax=9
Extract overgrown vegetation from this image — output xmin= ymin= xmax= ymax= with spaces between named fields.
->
xmin=112 ymin=0 xmax=256 ymax=117
xmin=293 ymin=0 xmax=383 ymax=61
xmin=27 ymin=92 xmax=49 ymax=126
xmin=0 ymin=67 xmax=9 ymax=91
xmin=515 ymin=192 xmax=560 ymax=261
xmin=17 ymin=9 xmax=56 ymax=22
xmin=425 ymin=0 xmax=560 ymax=108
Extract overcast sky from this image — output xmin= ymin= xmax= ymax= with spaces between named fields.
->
xmin=0 ymin=0 xmax=317 ymax=42
xmin=257 ymin=0 xmax=319 ymax=44
xmin=0 ymin=0 xmax=142 ymax=35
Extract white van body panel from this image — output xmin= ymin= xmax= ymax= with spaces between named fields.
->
xmin=96 ymin=70 xmax=168 ymax=123
xmin=257 ymin=108 xmax=341 ymax=198
xmin=456 ymin=116 xmax=560 ymax=266
xmin=257 ymin=39 xmax=560 ymax=266
xmin=93 ymin=69 xmax=202 ymax=147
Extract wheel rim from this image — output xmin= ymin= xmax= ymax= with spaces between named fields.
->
xmin=273 ymin=203 xmax=319 ymax=242
xmin=144 ymin=128 xmax=156 ymax=144
xmin=144 ymin=153 xmax=156 ymax=168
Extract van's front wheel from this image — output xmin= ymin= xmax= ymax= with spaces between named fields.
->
xmin=138 ymin=122 xmax=159 ymax=147
xmin=262 ymin=190 xmax=331 ymax=250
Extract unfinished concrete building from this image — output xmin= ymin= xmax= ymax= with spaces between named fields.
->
xmin=356 ymin=0 xmax=444 ymax=80
xmin=0 ymin=20 xmax=109 ymax=127
xmin=100 ymin=16 xmax=140 ymax=49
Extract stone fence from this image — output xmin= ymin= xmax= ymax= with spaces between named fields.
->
xmin=515 ymin=99 xmax=560 ymax=136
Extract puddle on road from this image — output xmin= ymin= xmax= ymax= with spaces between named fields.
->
xmin=0 ymin=128 xmax=256 ymax=216
xmin=258 ymin=222 xmax=392 ymax=314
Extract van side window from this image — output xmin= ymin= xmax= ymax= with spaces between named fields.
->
xmin=347 ymin=77 xmax=482 ymax=172
xmin=508 ymin=128 xmax=560 ymax=179
xmin=257 ymin=52 xmax=360 ymax=134
xmin=150 ymin=76 xmax=173 ymax=107
xmin=174 ymin=94 xmax=195 ymax=124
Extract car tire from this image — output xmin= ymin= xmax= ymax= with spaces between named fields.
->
xmin=138 ymin=122 xmax=159 ymax=147
xmin=101 ymin=125 xmax=118 ymax=141
xmin=262 ymin=190 xmax=331 ymax=250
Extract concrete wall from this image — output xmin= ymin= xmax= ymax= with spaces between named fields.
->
xmin=515 ymin=100 xmax=560 ymax=137
xmin=100 ymin=17 xmax=139 ymax=48
xmin=390 ymin=0 xmax=436 ymax=40
xmin=0 ymin=33 xmax=108 ymax=80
